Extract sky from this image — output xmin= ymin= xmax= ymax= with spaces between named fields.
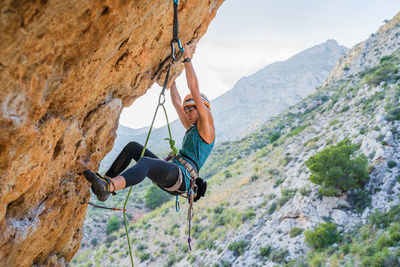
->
xmin=119 ymin=0 xmax=400 ymax=129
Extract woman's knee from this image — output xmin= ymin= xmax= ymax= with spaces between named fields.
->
xmin=123 ymin=141 xmax=142 ymax=153
xmin=137 ymin=156 xmax=153 ymax=165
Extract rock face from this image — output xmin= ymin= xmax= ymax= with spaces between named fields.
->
xmin=0 ymin=0 xmax=224 ymax=265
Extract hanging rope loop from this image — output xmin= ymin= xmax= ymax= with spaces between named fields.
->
xmin=170 ymin=0 xmax=184 ymax=61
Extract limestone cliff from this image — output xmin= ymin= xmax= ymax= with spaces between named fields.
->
xmin=0 ymin=0 xmax=224 ymax=265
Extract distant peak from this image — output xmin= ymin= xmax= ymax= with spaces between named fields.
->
xmin=325 ymin=39 xmax=338 ymax=45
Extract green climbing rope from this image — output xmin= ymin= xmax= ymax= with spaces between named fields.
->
xmin=122 ymin=78 xmax=178 ymax=266
xmin=122 ymin=0 xmax=184 ymax=265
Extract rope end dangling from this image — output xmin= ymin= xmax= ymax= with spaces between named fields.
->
xmin=175 ymin=196 xmax=180 ymax=212
xmin=188 ymin=237 xmax=192 ymax=251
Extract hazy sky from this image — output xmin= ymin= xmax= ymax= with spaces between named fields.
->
xmin=120 ymin=0 xmax=399 ymax=129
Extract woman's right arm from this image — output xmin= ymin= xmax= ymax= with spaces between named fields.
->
xmin=170 ymin=82 xmax=191 ymax=129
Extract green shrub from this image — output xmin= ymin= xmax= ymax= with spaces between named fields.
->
xmin=91 ymin=238 xmax=98 ymax=246
xmin=145 ymin=185 xmax=172 ymax=210
xmin=106 ymin=215 xmax=120 ymax=235
xmin=270 ymin=248 xmax=289 ymax=263
xmin=137 ymin=243 xmax=147 ymax=252
xmin=290 ymin=227 xmax=304 ymax=238
xmin=269 ymin=132 xmax=281 ymax=143
xmin=289 ymin=125 xmax=308 ymax=137
xmin=329 ymin=119 xmax=339 ymax=126
xmin=274 ymin=177 xmax=285 ymax=188
xmin=224 ymin=170 xmax=232 ymax=178
xmin=105 ymin=234 xmax=117 ymax=246
xmin=268 ymin=202 xmax=277 ymax=215
xmin=251 ymin=174 xmax=259 ymax=181
xmin=347 ymin=190 xmax=371 ymax=213
xmin=361 ymin=248 xmax=399 ymax=267
xmin=165 ymin=254 xmax=177 ymax=267
xmin=139 ymin=253 xmax=150 ymax=262
xmin=228 ymin=240 xmax=249 ymax=257
xmin=388 ymin=222 xmax=400 ymax=241
xmin=299 ymin=186 xmax=312 ymax=196
xmin=276 ymin=189 xmax=297 ymax=208
xmin=363 ymin=56 xmax=399 ymax=86
xmin=109 ymin=255 xmax=115 ymax=262
xmin=305 ymin=222 xmax=340 ymax=250
xmin=305 ymin=138 xmax=368 ymax=196
xmin=340 ymin=105 xmax=350 ymax=112
xmin=259 ymin=245 xmax=272 ymax=258
xmin=220 ymin=260 xmax=231 ymax=267
xmin=268 ymin=169 xmax=280 ymax=176
xmin=387 ymin=160 xmax=397 ymax=168
xmin=309 ymin=252 xmax=326 ymax=266
xmin=374 ymin=233 xmax=394 ymax=251
xmin=213 ymin=205 xmax=225 ymax=214
xmin=368 ymin=205 xmax=400 ymax=228
xmin=241 ymin=208 xmax=256 ymax=222
xmin=385 ymin=106 xmax=400 ymax=121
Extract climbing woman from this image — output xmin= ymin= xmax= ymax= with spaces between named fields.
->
xmin=83 ymin=44 xmax=215 ymax=203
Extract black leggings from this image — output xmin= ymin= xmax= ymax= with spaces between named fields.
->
xmin=105 ymin=142 xmax=182 ymax=189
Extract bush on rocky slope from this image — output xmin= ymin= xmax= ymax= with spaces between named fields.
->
xmin=305 ymin=138 xmax=368 ymax=196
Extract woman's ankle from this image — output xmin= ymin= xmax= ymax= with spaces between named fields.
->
xmin=109 ymin=176 xmax=126 ymax=191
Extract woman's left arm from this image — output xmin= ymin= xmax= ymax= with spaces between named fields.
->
xmin=183 ymin=44 xmax=215 ymax=144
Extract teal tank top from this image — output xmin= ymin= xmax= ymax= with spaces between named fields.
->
xmin=178 ymin=124 xmax=214 ymax=172
xmin=172 ymin=124 xmax=214 ymax=191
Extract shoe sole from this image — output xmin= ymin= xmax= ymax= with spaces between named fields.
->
xmin=83 ymin=170 xmax=109 ymax=201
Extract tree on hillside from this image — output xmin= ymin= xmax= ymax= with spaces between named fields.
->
xmin=145 ymin=185 xmax=172 ymax=210
xmin=305 ymin=138 xmax=368 ymax=196
xmin=106 ymin=215 xmax=120 ymax=235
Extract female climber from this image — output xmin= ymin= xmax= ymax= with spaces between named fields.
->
xmin=83 ymin=44 xmax=215 ymax=203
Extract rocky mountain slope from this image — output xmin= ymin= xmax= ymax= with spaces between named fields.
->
xmin=72 ymin=12 xmax=400 ymax=267
xmin=100 ymin=40 xmax=346 ymax=170
xmin=0 ymin=0 xmax=224 ymax=265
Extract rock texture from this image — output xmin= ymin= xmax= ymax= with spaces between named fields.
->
xmin=0 ymin=0 xmax=224 ymax=265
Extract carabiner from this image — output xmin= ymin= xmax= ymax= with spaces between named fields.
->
xmin=158 ymin=92 xmax=166 ymax=105
xmin=170 ymin=40 xmax=184 ymax=61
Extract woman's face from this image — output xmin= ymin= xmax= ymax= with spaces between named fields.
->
xmin=184 ymin=105 xmax=199 ymax=125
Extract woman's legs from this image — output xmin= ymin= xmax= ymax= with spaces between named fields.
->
xmin=105 ymin=141 xmax=158 ymax=178
xmin=84 ymin=142 xmax=182 ymax=201
xmin=119 ymin=156 xmax=180 ymax=188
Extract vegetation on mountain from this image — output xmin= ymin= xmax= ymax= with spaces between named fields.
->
xmin=304 ymin=222 xmax=340 ymax=249
xmin=305 ymin=138 xmax=369 ymax=196
xmin=293 ymin=205 xmax=400 ymax=267
xmin=106 ymin=215 xmax=121 ymax=235
xmin=360 ymin=54 xmax=399 ymax=86
xmin=228 ymin=240 xmax=249 ymax=257
xmin=144 ymin=185 xmax=173 ymax=210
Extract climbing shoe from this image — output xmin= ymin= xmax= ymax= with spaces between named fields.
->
xmin=83 ymin=170 xmax=116 ymax=201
